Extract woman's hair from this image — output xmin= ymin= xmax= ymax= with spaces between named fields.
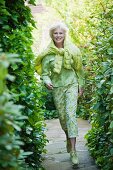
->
xmin=49 ymin=22 xmax=68 ymax=38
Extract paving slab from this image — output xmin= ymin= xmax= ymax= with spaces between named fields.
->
xmin=42 ymin=118 xmax=99 ymax=170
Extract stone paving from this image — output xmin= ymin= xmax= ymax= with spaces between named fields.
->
xmin=42 ymin=118 xmax=99 ymax=170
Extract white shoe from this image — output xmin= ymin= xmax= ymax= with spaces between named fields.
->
xmin=70 ymin=151 xmax=79 ymax=165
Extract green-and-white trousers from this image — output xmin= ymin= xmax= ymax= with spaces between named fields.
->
xmin=52 ymin=83 xmax=78 ymax=138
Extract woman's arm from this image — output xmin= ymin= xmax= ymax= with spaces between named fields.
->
xmin=42 ymin=56 xmax=53 ymax=90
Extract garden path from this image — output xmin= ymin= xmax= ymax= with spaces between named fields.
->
xmin=42 ymin=118 xmax=99 ymax=170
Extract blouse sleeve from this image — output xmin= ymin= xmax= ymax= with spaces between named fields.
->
xmin=73 ymin=48 xmax=85 ymax=88
xmin=41 ymin=56 xmax=52 ymax=85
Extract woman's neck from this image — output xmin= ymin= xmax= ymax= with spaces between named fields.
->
xmin=54 ymin=42 xmax=64 ymax=48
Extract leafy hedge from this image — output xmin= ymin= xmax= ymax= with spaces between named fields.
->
xmin=0 ymin=0 xmax=47 ymax=169
xmin=0 ymin=52 xmax=26 ymax=170
xmin=42 ymin=87 xmax=58 ymax=119
xmin=85 ymin=1 xmax=113 ymax=169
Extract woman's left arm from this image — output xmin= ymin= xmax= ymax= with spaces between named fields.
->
xmin=42 ymin=56 xmax=53 ymax=90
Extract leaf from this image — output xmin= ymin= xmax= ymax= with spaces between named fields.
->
xmin=28 ymin=0 xmax=36 ymax=5
xmin=11 ymin=63 xmax=18 ymax=70
xmin=107 ymin=48 xmax=113 ymax=55
xmin=2 ymin=25 xmax=10 ymax=30
xmin=21 ymin=151 xmax=33 ymax=156
xmin=12 ymin=124 xmax=21 ymax=131
xmin=93 ymin=102 xmax=100 ymax=110
xmin=109 ymin=121 xmax=113 ymax=129
xmin=109 ymin=86 xmax=113 ymax=94
xmin=5 ymin=145 xmax=12 ymax=150
xmin=110 ymin=148 xmax=113 ymax=155
xmin=97 ymin=80 xmax=105 ymax=88
xmin=6 ymin=74 xmax=15 ymax=81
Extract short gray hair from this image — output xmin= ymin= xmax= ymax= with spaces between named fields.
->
xmin=49 ymin=22 xmax=68 ymax=38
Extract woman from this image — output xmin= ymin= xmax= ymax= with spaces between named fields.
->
xmin=35 ymin=22 xmax=84 ymax=165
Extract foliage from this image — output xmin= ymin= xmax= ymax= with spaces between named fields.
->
xmin=0 ymin=52 xmax=26 ymax=170
xmin=42 ymin=86 xmax=58 ymax=119
xmin=85 ymin=1 xmax=113 ymax=169
xmin=0 ymin=0 xmax=47 ymax=169
xmin=44 ymin=110 xmax=58 ymax=119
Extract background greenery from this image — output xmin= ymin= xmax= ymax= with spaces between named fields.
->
xmin=0 ymin=52 xmax=26 ymax=170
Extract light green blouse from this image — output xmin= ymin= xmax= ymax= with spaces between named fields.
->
xmin=42 ymin=54 xmax=84 ymax=88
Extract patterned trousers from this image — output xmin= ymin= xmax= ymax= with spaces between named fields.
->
xmin=52 ymin=83 xmax=78 ymax=138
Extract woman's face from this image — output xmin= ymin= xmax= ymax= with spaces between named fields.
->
xmin=52 ymin=27 xmax=65 ymax=45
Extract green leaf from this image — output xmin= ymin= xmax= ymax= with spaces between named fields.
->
xmin=2 ymin=25 xmax=10 ymax=30
xmin=110 ymin=86 xmax=113 ymax=94
xmin=109 ymin=121 xmax=113 ymax=129
xmin=11 ymin=63 xmax=18 ymax=70
xmin=12 ymin=124 xmax=21 ymax=131
xmin=107 ymin=48 xmax=113 ymax=55
xmin=6 ymin=74 xmax=15 ymax=81
xmin=110 ymin=148 xmax=113 ymax=155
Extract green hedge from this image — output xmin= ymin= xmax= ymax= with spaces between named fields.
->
xmin=0 ymin=52 xmax=26 ymax=169
xmin=0 ymin=0 xmax=47 ymax=169
xmin=85 ymin=1 xmax=113 ymax=169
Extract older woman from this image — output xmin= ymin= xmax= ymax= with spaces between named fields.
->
xmin=35 ymin=22 xmax=84 ymax=165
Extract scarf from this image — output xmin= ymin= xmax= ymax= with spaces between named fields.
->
xmin=35 ymin=39 xmax=81 ymax=75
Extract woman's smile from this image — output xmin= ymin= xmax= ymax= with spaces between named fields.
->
xmin=52 ymin=28 xmax=65 ymax=45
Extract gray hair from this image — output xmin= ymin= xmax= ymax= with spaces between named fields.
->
xmin=49 ymin=22 xmax=69 ymax=38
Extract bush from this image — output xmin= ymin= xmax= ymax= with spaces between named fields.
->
xmin=0 ymin=0 xmax=47 ymax=169
xmin=85 ymin=1 xmax=113 ymax=169
xmin=0 ymin=52 xmax=26 ymax=170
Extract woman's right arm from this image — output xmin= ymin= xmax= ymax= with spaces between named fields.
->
xmin=42 ymin=56 xmax=53 ymax=90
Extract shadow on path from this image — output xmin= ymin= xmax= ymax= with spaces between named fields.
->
xmin=42 ymin=118 xmax=99 ymax=170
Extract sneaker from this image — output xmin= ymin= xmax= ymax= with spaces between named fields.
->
xmin=70 ymin=151 xmax=79 ymax=165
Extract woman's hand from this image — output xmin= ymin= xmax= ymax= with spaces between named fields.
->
xmin=79 ymin=87 xmax=84 ymax=96
xmin=46 ymin=83 xmax=53 ymax=90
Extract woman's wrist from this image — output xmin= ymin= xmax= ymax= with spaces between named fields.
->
xmin=45 ymin=83 xmax=53 ymax=90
